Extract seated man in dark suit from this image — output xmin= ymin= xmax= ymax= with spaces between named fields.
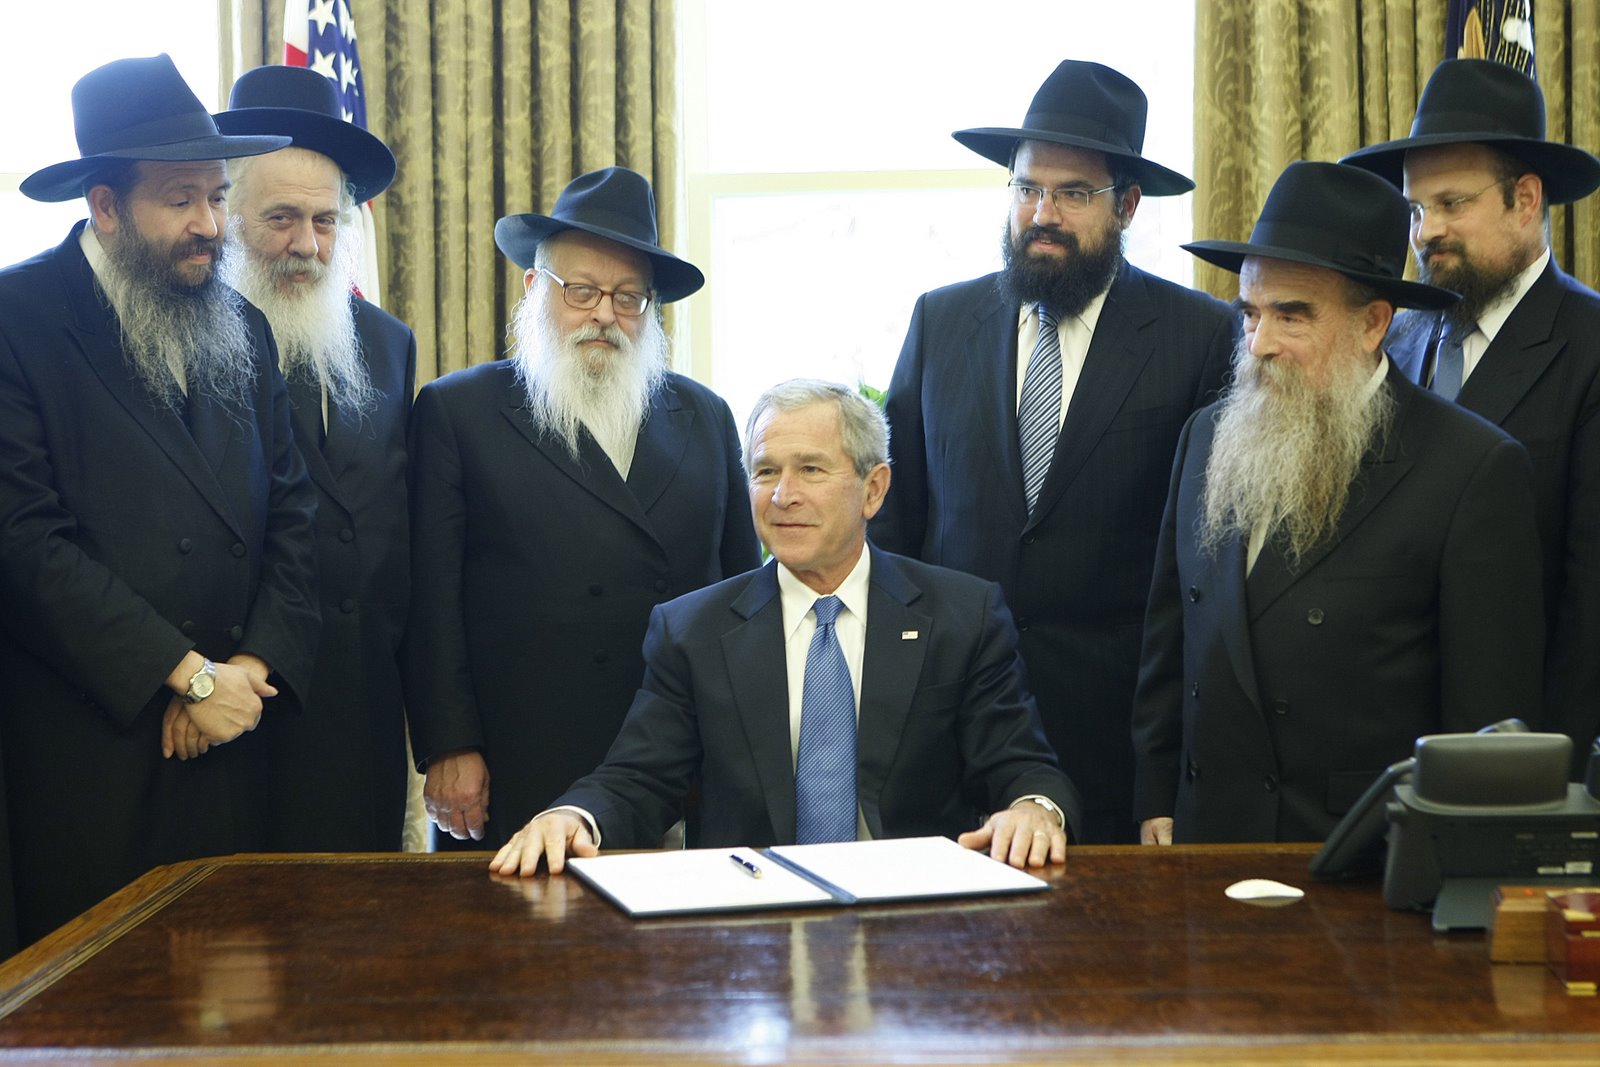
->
xmin=491 ymin=379 xmax=1081 ymax=876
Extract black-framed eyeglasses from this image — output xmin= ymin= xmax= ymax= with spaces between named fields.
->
xmin=536 ymin=267 xmax=653 ymax=317
xmin=1406 ymin=177 xmax=1515 ymax=225
xmin=1008 ymin=179 xmax=1119 ymax=214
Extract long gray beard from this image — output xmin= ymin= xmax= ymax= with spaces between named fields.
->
xmin=509 ymin=286 xmax=668 ymax=469
xmin=94 ymin=234 xmax=256 ymax=410
xmin=1199 ymin=336 xmax=1395 ymax=570
xmin=224 ymin=223 xmax=375 ymax=416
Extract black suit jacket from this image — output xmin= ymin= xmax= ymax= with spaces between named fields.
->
xmin=1132 ymin=362 xmax=1544 ymax=842
xmin=404 ymin=361 xmax=761 ymax=847
xmin=556 ymin=547 xmax=1082 ymax=847
xmin=1388 ymin=259 xmax=1600 ymax=774
xmin=871 ymin=261 xmax=1234 ymax=840
xmin=262 ymin=297 xmax=416 ymax=851
xmin=0 ymin=224 xmax=319 ymax=941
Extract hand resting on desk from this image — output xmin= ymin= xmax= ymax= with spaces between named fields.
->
xmin=490 ymin=810 xmax=598 ymax=876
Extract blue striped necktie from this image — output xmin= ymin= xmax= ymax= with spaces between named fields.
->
xmin=1432 ymin=322 xmax=1466 ymax=401
xmin=1018 ymin=305 xmax=1062 ymax=512
xmin=794 ymin=595 xmax=857 ymax=844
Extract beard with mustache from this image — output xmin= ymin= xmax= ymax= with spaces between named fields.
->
xmin=224 ymin=216 xmax=376 ymax=417
xmin=93 ymin=214 xmax=257 ymax=411
xmin=1415 ymin=234 xmax=1531 ymax=332
xmin=998 ymin=210 xmax=1126 ymax=318
xmin=1199 ymin=331 xmax=1395 ymax=571
xmin=509 ymin=282 xmax=669 ymax=474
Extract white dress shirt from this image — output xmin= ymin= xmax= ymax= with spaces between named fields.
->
xmin=1459 ymin=247 xmax=1549 ymax=384
xmin=1014 ymin=285 xmax=1111 ymax=430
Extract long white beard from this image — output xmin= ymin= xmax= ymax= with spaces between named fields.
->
xmin=95 ymin=227 xmax=256 ymax=410
xmin=224 ymin=222 xmax=375 ymax=416
xmin=509 ymin=286 xmax=668 ymax=472
xmin=1199 ymin=335 xmax=1394 ymax=570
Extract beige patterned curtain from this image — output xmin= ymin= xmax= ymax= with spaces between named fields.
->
xmin=1195 ymin=0 xmax=1600 ymax=301
xmin=223 ymin=0 xmax=681 ymax=386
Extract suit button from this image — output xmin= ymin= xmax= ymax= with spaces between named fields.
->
xmin=1190 ymin=683 xmax=1200 ymax=698
xmin=1274 ymin=699 xmax=1290 ymax=716
xmin=1015 ymin=616 xmax=1030 ymax=631
xmin=593 ymin=649 xmax=609 ymax=664
xmin=339 ymin=528 xmax=355 ymax=544
xmin=1186 ymin=759 xmax=1199 ymax=781
xmin=231 ymin=542 xmax=247 ymax=558
xmin=589 ymin=584 xmax=604 ymax=597
xmin=229 ymin=625 xmax=243 ymax=641
xmin=177 ymin=538 xmax=193 ymax=554
xmin=1264 ymin=776 xmax=1278 ymax=792
xmin=181 ymin=621 xmax=197 ymax=637
xmin=341 ymin=598 xmax=356 ymax=614
xmin=1022 ymin=535 xmax=1037 ymax=545
xmin=654 ymin=579 xmax=668 ymax=594
xmin=1188 ymin=586 xmax=1201 ymax=603
xmin=1306 ymin=608 xmax=1325 ymax=625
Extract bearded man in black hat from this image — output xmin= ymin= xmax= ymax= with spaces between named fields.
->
xmin=870 ymin=60 xmax=1237 ymax=843
xmin=405 ymin=167 xmax=760 ymax=849
xmin=0 ymin=55 xmax=320 ymax=944
xmin=1343 ymin=58 xmax=1600 ymax=777
xmin=1131 ymin=162 xmax=1543 ymax=845
xmin=216 ymin=65 xmax=417 ymax=852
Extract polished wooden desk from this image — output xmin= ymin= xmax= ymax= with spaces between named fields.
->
xmin=0 ymin=845 xmax=1595 ymax=1065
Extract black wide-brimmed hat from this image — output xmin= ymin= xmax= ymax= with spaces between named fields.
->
xmin=952 ymin=60 xmax=1194 ymax=196
xmin=1341 ymin=58 xmax=1600 ymax=205
xmin=215 ymin=65 xmax=397 ymax=202
xmin=1184 ymin=161 xmax=1458 ymax=310
xmin=494 ymin=166 xmax=705 ymax=303
xmin=21 ymin=54 xmax=289 ymax=203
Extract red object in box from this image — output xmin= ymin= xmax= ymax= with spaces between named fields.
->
xmin=1546 ymin=891 xmax=1600 ymax=994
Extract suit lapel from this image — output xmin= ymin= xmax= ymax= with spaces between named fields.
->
xmin=1456 ymin=260 xmax=1566 ymax=426
xmin=1245 ymin=361 xmax=1416 ymax=620
xmin=854 ymin=549 xmax=930 ymax=840
xmin=721 ymin=564 xmax=798 ymax=843
xmin=958 ymin=285 xmax=1030 ymax=526
xmin=1214 ymin=532 xmax=1264 ymax=712
xmin=285 ymin=371 xmax=348 ymax=505
xmin=624 ymin=382 xmax=692 ymax=515
xmin=56 ymin=228 xmax=244 ymax=537
xmin=1030 ymin=262 xmax=1157 ymax=525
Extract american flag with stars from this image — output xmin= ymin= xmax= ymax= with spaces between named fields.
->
xmin=283 ymin=0 xmax=368 ymax=127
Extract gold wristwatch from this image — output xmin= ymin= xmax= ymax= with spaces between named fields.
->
xmin=183 ymin=658 xmax=217 ymax=704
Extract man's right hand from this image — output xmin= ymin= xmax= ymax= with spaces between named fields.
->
xmin=425 ymin=749 xmax=491 ymax=841
xmin=161 ymin=653 xmax=271 ymax=757
xmin=489 ymin=811 xmax=596 ymax=877
xmin=1140 ymin=817 xmax=1174 ymax=845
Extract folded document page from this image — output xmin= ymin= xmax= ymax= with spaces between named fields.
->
xmin=568 ymin=836 xmax=1047 ymax=918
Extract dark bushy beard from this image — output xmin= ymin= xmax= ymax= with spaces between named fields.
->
xmin=509 ymin=284 xmax=668 ymax=470
xmin=1199 ymin=333 xmax=1395 ymax=571
xmin=998 ymin=214 xmax=1125 ymax=317
xmin=225 ymin=218 xmax=376 ymax=416
xmin=94 ymin=221 xmax=256 ymax=410
xmin=1416 ymin=237 xmax=1527 ymax=332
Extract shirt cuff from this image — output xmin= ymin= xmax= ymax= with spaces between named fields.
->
xmin=1009 ymin=794 xmax=1066 ymax=830
xmin=537 ymin=805 xmax=601 ymax=849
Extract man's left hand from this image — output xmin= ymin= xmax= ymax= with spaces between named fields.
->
xmin=957 ymin=800 xmax=1067 ymax=869
xmin=161 ymin=696 xmax=212 ymax=760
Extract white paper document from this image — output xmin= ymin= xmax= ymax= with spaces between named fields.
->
xmin=569 ymin=836 xmax=1048 ymax=918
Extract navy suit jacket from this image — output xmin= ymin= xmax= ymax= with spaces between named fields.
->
xmin=1388 ymin=259 xmax=1600 ymax=774
xmin=1132 ymin=361 xmax=1544 ymax=842
xmin=871 ymin=261 xmax=1234 ymax=840
xmin=404 ymin=361 xmax=761 ymax=847
xmin=0 ymin=223 xmax=319 ymax=941
xmin=262 ymin=297 xmax=416 ymax=851
xmin=556 ymin=547 xmax=1082 ymax=848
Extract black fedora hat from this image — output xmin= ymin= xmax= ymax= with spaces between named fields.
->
xmin=21 ymin=54 xmax=289 ymax=203
xmin=952 ymin=60 xmax=1194 ymax=197
xmin=494 ymin=167 xmax=705 ymax=303
xmin=1341 ymin=59 xmax=1600 ymax=204
xmin=215 ymin=65 xmax=397 ymax=202
xmin=1184 ymin=161 xmax=1457 ymax=310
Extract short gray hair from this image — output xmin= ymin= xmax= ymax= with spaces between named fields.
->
xmin=745 ymin=378 xmax=889 ymax=478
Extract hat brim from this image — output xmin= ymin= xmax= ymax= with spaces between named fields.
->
xmin=19 ymin=132 xmax=291 ymax=202
xmin=952 ymin=126 xmax=1195 ymax=197
xmin=494 ymin=214 xmax=705 ymax=304
xmin=1341 ymin=134 xmax=1600 ymax=205
xmin=1183 ymin=239 xmax=1459 ymax=310
xmin=215 ymin=108 xmax=396 ymax=201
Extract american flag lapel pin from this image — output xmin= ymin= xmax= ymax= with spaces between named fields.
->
xmin=900 ymin=630 xmax=919 ymax=640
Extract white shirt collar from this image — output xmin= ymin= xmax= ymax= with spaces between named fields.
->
xmin=78 ymin=222 xmax=108 ymax=279
xmin=776 ymin=543 xmax=872 ymax=639
xmin=1015 ymin=281 xmax=1112 ymax=336
xmin=1473 ymin=247 xmax=1549 ymax=344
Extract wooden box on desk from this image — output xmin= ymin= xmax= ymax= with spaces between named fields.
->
xmin=1546 ymin=890 xmax=1600 ymax=994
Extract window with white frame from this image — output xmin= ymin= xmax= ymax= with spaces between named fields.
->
xmin=681 ymin=0 xmax=1197 ymax=430
xmin=0 ymin=2 xmax=220 ymax=269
